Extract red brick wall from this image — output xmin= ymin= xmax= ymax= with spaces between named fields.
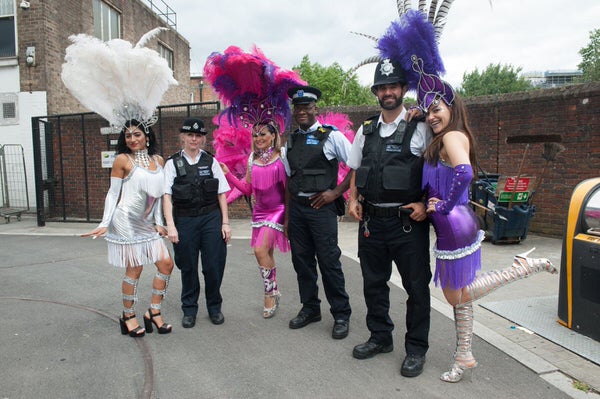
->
xmin=464 ymin=83 xmax=600 ymax=236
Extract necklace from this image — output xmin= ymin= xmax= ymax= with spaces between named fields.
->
xmin=255 ymin=147 xmax=274 ymax=164
xmin=134 ymin=150 xmax=150 ymax=167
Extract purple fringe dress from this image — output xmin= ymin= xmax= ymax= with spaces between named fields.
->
xmin=249 ymin=157 xmax=290 ymax=253
xmin=423 ymin=161 xmax=484 ymax=289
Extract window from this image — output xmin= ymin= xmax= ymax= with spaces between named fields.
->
xmin=0 ymin=0 xmax=16 ymax=57
xmin=158 ymin=43 xmax=173 ymax=70
xmin=0 ymin=93 xmax=18 ymax=125
xmin=93 ymin=0 xmax=121 ymax=41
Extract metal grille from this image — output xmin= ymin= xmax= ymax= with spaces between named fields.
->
xmin=31 ymin=102 xmax=220 ymax=226
xmin=0 ymin=144 xmax=30 ymax=222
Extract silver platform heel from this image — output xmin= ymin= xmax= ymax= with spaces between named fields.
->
xmin=441 ymin=303 xmax=478 ymax=383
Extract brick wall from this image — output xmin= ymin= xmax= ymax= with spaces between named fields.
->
xmin=17 ymin=0 xmax=191 ymax=115
xmin=45 ymin=83 xmax=600 ymax=237
xmin=464 ymin=83 xmax=600 ymax=236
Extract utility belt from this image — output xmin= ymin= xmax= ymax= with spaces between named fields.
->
xmin=174 ymin=203 xmax=218 ymax=217
xmin=361 ymin=201 xmax=410 ymax=218
xmin=291 ymin=194 xmax=313 ymax=207
xmin=361 ymin=201 xmax=413 ymax=233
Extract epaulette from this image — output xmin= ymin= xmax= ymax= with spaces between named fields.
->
xmin=362 ymin=115 xmax=379 ymax=135
xmin=313 ymin=125 xmax=333 ymax=141
xmin=320 ymin=123 xmax=338 ymax=131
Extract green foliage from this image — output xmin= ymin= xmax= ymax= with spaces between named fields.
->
xmin=572 ymin=380 xmax=591 ymax=393
xmin=458 ymin=63 xmax=532 ymax=97
xmin=578 ymin=28 xmax=600 ymax=82
xmin=293 ymin=55 xmax=375 ymax=106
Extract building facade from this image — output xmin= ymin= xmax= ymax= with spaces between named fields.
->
xmin=0 ymin=0 xmax=191 ymax=209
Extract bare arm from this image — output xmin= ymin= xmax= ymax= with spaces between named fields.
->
xmin=163 ymin=193 xmax=179 ymax=244
xmin=347 ymin=170 xmax=362 ymax=221
xmin=218 ymin=193 xmax=231 ymax=243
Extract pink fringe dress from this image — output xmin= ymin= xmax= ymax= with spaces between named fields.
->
xmin=226 ymin=154 xmax=290 ymax=253
xmin=250 ymin=156 xmax=290 ymax=252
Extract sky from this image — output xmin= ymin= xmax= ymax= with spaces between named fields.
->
xmin=163 ymin=0 xmax=600 ymax=89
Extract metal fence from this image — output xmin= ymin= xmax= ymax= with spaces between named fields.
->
xmin=32 ymin=102 xmax=220 ymax=226
xmin=0 ymin=144 xmax=30 ymax=222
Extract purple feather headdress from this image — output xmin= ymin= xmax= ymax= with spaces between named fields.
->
xmin=376 ymin=9 xmax=445 ymax=91
xmin=203 ymin=45 xmax=306 ymax=133
xmin=412 ymin=55 xmax=456 ymax=111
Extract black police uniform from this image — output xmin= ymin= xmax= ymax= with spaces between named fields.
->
xmin=354 ymin=116 xmax=431 ymax=356
xmin=169 ymin=150 xmax=226 ymax=318
xmin=286 ymin=126 xmax=351 ymax=321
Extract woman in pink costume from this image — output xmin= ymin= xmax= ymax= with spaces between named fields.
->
xmin=220 ymin=122 xmax=289 ymax=318
xmin=416 ymin=61 xmax=557 ymax=382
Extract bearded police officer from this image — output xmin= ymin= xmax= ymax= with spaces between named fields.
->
xmin=347 ymin=59 xmax=432 ymax=377
xmin=163 ymin=118 xmax=231 ymax=329
xmin=286 ymin=85 xmax=352 ymax=340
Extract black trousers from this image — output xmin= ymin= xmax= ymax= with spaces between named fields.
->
xmin=173 ymin=209 xmax=226 ymax=317
xmin=358 ymin=213 xmax=431 ymax=356
xmin=288 ymin=200 xmax=351 ymax=320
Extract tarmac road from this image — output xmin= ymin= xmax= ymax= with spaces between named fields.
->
xmin=0 ymin=230 xmax=581 ymax=399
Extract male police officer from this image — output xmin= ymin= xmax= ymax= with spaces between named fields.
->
xmin=163 ymin=118 xmax=231 ymax=328
xmin=286 ymin=86 xmax=352 ymax=339
xmin=347 ymin=59 xmax=432 ymax=377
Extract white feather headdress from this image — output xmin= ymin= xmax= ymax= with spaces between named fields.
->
xmin=61 ymin=28 xmax=178 ymax=129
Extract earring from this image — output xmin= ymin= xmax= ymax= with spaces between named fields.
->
xmin=146 ymin=141 xmax=150 ymax=148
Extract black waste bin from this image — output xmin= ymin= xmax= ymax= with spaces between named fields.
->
xmin=470 ymin=173 xmax=535 ymax=244
xmin=558 ymin=177 xmax=600 ymax=342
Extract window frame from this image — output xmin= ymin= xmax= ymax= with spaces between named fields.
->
xmin=157 ymin=42 xmax=174 ymax=71
xmin=93 ymin=0 xmax=121 ymax=41
xmin=0 ymin=0 xmax=16 ymax=58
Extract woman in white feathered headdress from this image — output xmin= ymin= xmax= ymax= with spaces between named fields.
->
xmin=64 ymin=28 xmax=178 ymax=337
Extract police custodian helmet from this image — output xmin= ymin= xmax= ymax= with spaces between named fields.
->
xmin=371 ymin=58 xmax=407 ymax=93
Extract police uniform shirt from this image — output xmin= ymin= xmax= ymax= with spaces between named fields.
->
xmin=163 ymin=149 xmax=230 ymax=195
xmin=346 ymin=109 xmax=431 ymax=170
xmin=288 ymin=120 xmax=352 ymax=196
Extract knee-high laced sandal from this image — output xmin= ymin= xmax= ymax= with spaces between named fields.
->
xmin=465 ymin=248 xmax=556 ymax=302
xmin=259 ymin=266 xmax=281 ymax=319
xmin=120 ymin=276 xmax=145 ymax=337
xmin=441 ymin=249 xmax=556 ymax=382
xmin=441 ymin=303 xmax=477 ymax=383
xmin=144 ymin=271 xmax=172 ymax=334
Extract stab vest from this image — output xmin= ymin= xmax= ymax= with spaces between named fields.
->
xmin=355 ymin=116 xmax=424 ymax=204
xmin=169 ymin=151 xmax=219 ymax=211
xmin=286 ymin=125 xmax=338 ymax=195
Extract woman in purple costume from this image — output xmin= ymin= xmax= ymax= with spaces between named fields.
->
xmin=418 ymin=72 xmax=557 ymax=382
xmin=221 ymin=122 xmax=289 ymax=318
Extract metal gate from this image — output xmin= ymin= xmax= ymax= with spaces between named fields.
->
xmin=32 ymin=102 xmax=220 ymax=226
xmin=0 ymin=144 xmax=30 ymax=222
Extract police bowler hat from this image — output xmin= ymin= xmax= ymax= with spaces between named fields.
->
xmin=180 ymin=118 xmax=207 ymax=134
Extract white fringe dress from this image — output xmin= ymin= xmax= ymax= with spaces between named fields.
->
xmin=105 ymin=157 xmax=167 ymax=267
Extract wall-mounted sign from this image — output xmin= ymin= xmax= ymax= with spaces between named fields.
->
xmin=100 ymin=126 xmax=120 ymax=135
xmin=101 ymin=151 xmax=116 ymax=168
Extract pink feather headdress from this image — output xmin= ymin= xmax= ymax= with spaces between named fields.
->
xmin=203 ymin=45 xmax=306 ymax=132
xmin=210 ymin=114 xmax=252 ymax=203
xmin=317 ymin=112 xmax=355 ymax=200
xmin=205 ymin=46 xmax=305 ymax=203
